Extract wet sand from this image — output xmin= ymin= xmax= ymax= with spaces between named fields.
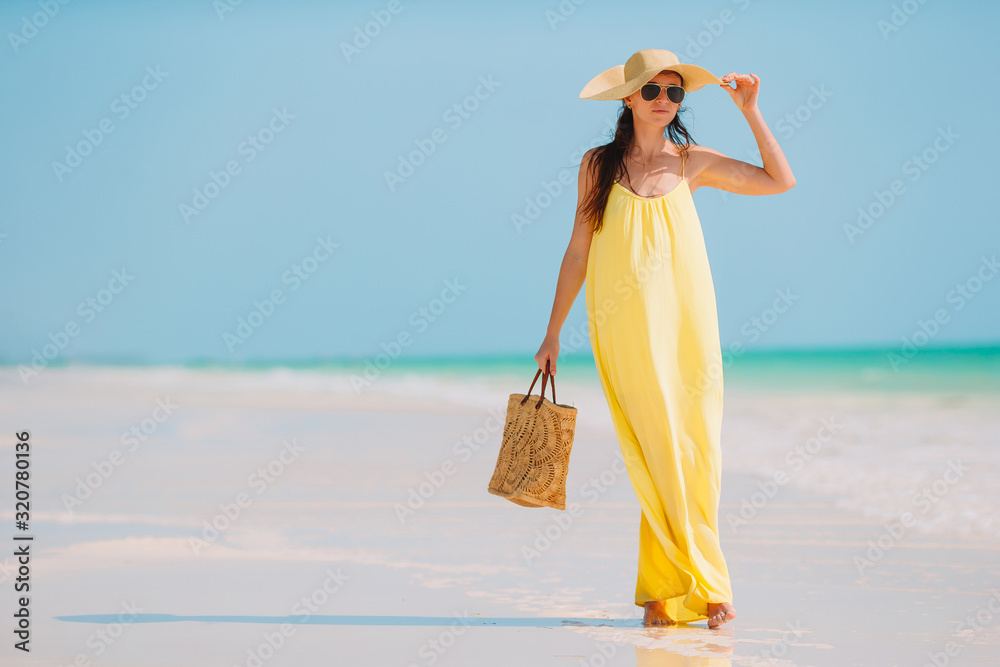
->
xmin=1 ymin=365 xmax=998 ymax=665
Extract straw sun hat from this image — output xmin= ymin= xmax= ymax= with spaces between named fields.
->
xmin=579 ymin=48 xmax=723 ymax=100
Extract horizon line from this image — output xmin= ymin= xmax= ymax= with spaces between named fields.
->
xmin=1 ymin=341 xmax=999 ymax=370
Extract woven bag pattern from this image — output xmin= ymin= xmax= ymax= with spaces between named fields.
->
xmin=488 ymin=386 xmax=577 ymax=511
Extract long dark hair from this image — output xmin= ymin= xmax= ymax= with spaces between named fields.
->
xmin=579 ymin=71 xmax=698 ymax=234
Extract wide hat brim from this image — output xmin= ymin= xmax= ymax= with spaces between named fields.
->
xmin=579 ymin=48 xmax=723 ymax=100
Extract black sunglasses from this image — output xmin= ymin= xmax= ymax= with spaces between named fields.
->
xmin=639 ymin=84 xmax=685 ymax=103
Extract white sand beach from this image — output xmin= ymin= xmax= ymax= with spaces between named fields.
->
xmin=1 ymin=364 xmax=998 ymax=666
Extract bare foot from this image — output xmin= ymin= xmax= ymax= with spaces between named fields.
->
xmin=707 ymin=601 xmax=736 ymax=629
xmin=643 ymin=600 xmax=676 ymax=627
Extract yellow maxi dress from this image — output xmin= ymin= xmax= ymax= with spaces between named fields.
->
xmin=585 ymin=148 xmax=732 ymax=623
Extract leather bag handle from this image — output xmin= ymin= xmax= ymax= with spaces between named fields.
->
xmin=520 ymin=359 xmax=557 ymax=409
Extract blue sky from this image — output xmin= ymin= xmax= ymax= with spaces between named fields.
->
xmin=1 ymin=0 xmax=998 ymax=365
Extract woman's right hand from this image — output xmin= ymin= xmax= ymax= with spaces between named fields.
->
xmin=534 ymin=334 xmax=560 ymax=376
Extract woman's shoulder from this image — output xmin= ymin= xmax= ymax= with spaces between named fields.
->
xmin=681 ymin=144 xmax=730 ymax=168
xmin=679 ymin=145 xmax=726 ymax=193
xmin=682 ymin=144 xmax=724 ymax=158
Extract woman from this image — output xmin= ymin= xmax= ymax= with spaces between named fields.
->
xmin=534 ymin=49 xmax=795 ymax=629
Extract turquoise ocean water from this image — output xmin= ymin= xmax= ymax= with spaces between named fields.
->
xmin=29 ymin=345 xmax=994 ymax=394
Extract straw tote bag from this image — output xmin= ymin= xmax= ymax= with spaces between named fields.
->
xmin=488 ymin=360 xmax=578 ymax=510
